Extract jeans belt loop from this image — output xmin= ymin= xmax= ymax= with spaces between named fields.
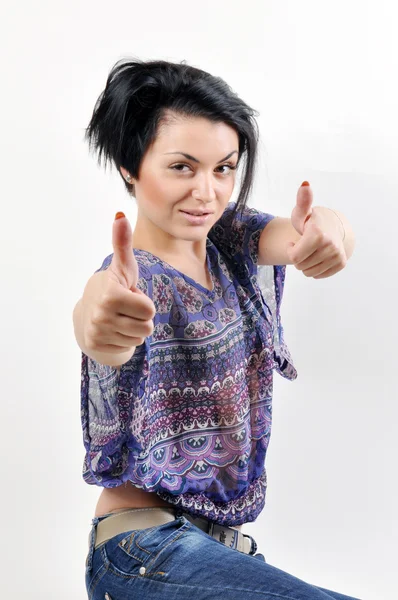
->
xmin=207 ymin=520 xmax=215 ymax=537
xmin=85 ymin=516 xmax=100 ymax=573
xmin=244 ymin=533 xmax=258 ymax=555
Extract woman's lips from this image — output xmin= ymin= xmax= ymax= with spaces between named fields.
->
xmin=179 ymin=210 xmax=212 ymax=225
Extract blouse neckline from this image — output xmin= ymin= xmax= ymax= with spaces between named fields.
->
xmin=134 ymin=240 xmax=217 ymax=299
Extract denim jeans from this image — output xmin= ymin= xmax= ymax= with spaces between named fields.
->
xmin=85 ymin=510 xmax=361 ymax=600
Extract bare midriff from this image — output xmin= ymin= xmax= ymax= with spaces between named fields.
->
xmin=95 ymin=483 xmax=173 ymax=516
xmin=94 ymin=482 xmax=243 ymax=531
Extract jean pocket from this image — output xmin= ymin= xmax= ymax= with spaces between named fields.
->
xmin=102 ymin=517 xmax=189 ymax=577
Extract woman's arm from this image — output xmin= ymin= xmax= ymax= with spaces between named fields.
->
xmin=258 ymin=208 xmax=355 ymax=267
xmin=258 ymin=184 xmax=355 ymax=275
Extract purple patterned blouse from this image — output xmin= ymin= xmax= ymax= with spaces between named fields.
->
xmin=80 ymin=202 xmax=297 ymax=526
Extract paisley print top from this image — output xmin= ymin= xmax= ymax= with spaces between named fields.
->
xmin=80 ymin=201 xmax=297 ymax=526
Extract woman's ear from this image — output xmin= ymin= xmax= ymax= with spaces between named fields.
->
xmin=120 ymin=166 xmax=134 ymax=183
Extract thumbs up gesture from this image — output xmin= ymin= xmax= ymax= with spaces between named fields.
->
xmin=286 ymin=182 xmax=347 ymax=279
xmin=81 ymin=212 xmax=156 ymax=356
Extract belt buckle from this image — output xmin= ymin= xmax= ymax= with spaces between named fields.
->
xmin=208 ymin=522 xmax=240 ymax=550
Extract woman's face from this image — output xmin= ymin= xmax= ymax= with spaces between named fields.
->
xmin=122 ymin=113 xmax=240 ymax=245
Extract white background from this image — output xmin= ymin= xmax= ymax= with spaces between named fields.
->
xmin=1 ymin=1 xmax=397 ymax=598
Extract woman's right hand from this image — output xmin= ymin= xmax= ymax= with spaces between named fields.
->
xmin=81 ymin=212 xmax=156 ymax=355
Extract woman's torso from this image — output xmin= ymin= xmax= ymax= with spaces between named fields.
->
xmin=94 ymin=260 xmax=244 ymax=529
xmin=95 ymin=260 xmax=210 ymax=517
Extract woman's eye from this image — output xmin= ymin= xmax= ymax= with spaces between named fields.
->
xmin=171 ymin=164 xmax=190 ymax=172
xmin=217 ymin=164 xmax=236 ymax=174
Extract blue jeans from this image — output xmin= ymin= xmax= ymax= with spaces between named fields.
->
xmin=85 ymin=511 xmax=361 ymax=600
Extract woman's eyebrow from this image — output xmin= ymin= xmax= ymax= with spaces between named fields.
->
xmin=164 ymin=150 xmax=238 ymax=163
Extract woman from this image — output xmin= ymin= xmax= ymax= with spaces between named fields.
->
xmin=73 ymin=57 xmax=359 ymax=599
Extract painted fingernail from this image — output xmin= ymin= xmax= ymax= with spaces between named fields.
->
xmin=301 ymin=181 xmax=310 ymax=187
xmin=115 ymin=211 xmax=125 ymax=220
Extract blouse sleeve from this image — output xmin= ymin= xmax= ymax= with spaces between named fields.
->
xmin=208 ymin=201 xmax=297 ymax=381
xmin=257 ymin=263 xmax=297 ymax=381
xmin=80 ymin=253 xmax=151 ymax=486
xmin=208 ymin=201 xmax=275 ymax=282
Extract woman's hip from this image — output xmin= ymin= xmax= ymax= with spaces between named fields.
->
xmin=84 ymin=509 xmax=360 ymax=600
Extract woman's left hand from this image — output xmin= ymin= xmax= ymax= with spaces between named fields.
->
xmin=287 ymin=183 xmax=347 ymax=279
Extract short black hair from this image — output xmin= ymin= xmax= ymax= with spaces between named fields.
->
xmin=84 ymin=57 xmax=260 ymax=220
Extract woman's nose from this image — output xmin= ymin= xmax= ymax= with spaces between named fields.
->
xmin=192 ymin=177 xmax=217 ymax=202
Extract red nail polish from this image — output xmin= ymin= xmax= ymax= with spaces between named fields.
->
xmin=115 ymin=211 xmax=125 ymax=220
xmin=301 ymin=181 xmax=310 ymax=187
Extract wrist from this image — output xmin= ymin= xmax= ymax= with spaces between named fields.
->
xmin=325 ymin=208 xmax=346 ymax=241
xmin=311 ymin=206 xmax=346 ymax=242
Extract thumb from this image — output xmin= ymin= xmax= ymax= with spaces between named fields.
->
xmin=295 ymin=182 xmax=313 ymax=218
xmin=291 ymin=181 xmax=314 ymax=235
xmin=110 ymin=212 xmax=140 ymax=291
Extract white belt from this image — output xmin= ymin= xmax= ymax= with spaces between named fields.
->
xmin=91 ymin=507 xmax=253 ymax=555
